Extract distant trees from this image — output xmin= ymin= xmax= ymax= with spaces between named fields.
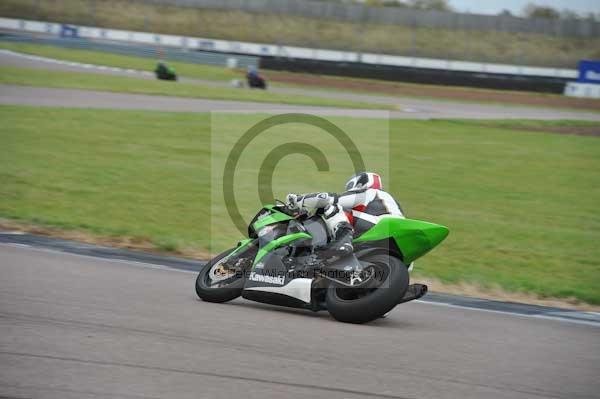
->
xmin=329 ymin=0 xmax=453 ymax=11
xmin=559 ymin=9 xmax=579 ymax=20
xmin=363 ymin=0 xmax=407 ymax=7
xmin=523 ymin=3 xmax=560 ymax=19
xmin=406 ymin=0 xmax=452 ymax=11
xmin=522 ymin=3 xmax=598 ymax=21
xmin=322 ymin=0 xmax=594 ymax=19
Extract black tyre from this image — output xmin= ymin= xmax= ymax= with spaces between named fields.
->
xmin=326 ymin=253 xmax=409 ymax=324
xmin=195 ymin=248 xmax=246 ymax=303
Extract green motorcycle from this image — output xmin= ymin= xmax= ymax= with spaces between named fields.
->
xmin=196 ymin=202 xmax=448 ymax=324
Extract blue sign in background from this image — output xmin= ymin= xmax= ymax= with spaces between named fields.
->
xmin=578 ymin=60 xmax=600 ymax=84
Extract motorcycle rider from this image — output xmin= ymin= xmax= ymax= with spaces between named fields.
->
xmin=246 ymin=65 xmax=266 ymax=89
xmin=287 ymin=172 xmax=404 ymax=262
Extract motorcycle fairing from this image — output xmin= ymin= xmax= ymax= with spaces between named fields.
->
xmin=254 ymin=232 xmax=311 ymax=264
xmin=243 ymin=249 xmax=314 ymax=306
xmin=252 ymin=209 xmax=294 ymax=232
xmin=243 ymin=279 xmax=313 ymax=303
xmin=248 ymin=205 xmax=293 ymax=238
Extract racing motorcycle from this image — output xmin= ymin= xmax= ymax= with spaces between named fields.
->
xmin=155 ymin=62 xmax=177 ymax=81
xmin=196 ymin=202 xmax=448 ymax=324
xmin=246 ymin=73 xmax=267 ymax=89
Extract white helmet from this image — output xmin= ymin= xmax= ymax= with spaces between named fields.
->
xmin=344 ymin=172 xmax=382 ymax=192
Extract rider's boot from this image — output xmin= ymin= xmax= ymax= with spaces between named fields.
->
xmin=313 ymin=224 xmax=354 ymax=262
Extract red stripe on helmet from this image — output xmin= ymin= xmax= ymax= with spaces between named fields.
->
xmin=371 ymin=174 xmax=381 ymax=190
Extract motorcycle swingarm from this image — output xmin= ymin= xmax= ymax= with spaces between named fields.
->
xmin=398 ymin=284 xmax=428 ymax=304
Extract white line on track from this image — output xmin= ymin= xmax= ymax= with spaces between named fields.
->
xmin=414 ymin=299 xmax=600 ymax=327
xmin=0 ymin=49 xmax=151 ymax=78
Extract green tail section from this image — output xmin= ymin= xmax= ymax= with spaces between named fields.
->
xmin=353 ymin=217 xmax=449 ymax=263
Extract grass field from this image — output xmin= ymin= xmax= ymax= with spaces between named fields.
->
xmin=1 ymin=105 xmax=599 ymax=304
xmin=2 ymin=0 xmax=599 ymax=68
xmin=0 ymin=66 xmax=388 ymax=109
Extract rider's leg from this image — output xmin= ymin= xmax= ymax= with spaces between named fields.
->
xmin=313 ymin=204 xmax=354 ymax=260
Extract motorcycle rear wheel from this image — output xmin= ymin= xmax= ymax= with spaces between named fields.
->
xmin=195 ymin=248 xmax=246 ymax=303
xmin=326 ymin=253 xmax=409 ymax=324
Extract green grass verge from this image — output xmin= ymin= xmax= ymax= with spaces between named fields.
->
xmin=0 ymin=66 xmax=388 ymax=109
xmin=1 ymin=105 xmax=599 ymax=304
xmin=0 ymin=41 xmax=239 ymax=82
xmin=1 ymin=0 xmax=599 ymax=68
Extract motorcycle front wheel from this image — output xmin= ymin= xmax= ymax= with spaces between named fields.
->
xmin=326 ymin=253 xmax=409 ymax=324
xmin=195 ymin=248 xmax=246 ymax=303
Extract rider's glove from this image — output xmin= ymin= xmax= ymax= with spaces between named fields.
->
xmin=286 ymin=193 xmax=300 ymax=210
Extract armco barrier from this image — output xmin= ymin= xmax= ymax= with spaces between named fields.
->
xmin=261 ymin=56 xmax=569 ymax=93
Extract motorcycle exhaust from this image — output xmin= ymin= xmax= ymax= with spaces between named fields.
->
xmin=398 ymin=283 xmax=428 ymax=304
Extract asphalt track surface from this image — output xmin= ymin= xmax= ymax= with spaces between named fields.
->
xmin=0 ymin=84 xmax=391 ymax=118
xmin=1 ymin=236 xmax=599 ymax=399
xmin=2 ymin=49 xmax=600 ymax=121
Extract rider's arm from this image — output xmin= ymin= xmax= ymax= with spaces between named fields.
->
xmin=376 ymin=190 xmax=404 ymax=216
xmin=286 ymin=192 xmax=338 ymax=212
